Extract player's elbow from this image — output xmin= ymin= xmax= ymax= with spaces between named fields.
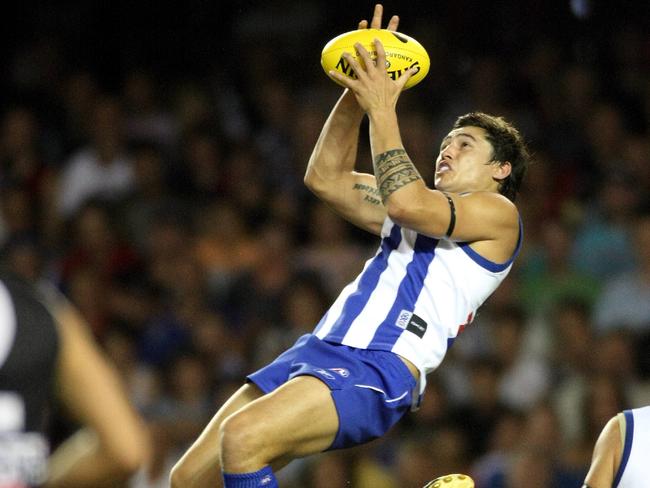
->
xmin=111 ymin=447 xmax=148 ymax=478
xmin=304 ymin=168 xmax=335 ymax=201
xmin=303 ymin=169 xmax=321 ymax=192
xmin=385 ymin=198 xmax=418 ymax=228
xmin=108 ymin=425 xmax=151 ymax=477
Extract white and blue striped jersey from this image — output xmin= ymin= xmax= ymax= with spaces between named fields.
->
xmin=313 ymin=216 xmax=522 ymax=398
xmin=614 ymin=406 xmax=650 ymax=488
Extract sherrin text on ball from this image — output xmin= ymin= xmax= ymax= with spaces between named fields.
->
xmin=321 ymin=28 xmax=430 ymax=90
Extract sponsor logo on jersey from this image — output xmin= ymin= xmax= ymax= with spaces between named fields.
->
xmin=329 ymin=367 xmax=350 ymax=378
xmin=396 ymin=310 xmax=412 ymax=329
xmin=313 ymin=368 xmax=335 ymax=380
xmin=395 ymin=310 xmax=427 ymax=337
xmin=406 ymin=313 xmax=427 ymax=338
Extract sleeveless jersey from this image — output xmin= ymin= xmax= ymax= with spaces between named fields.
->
xmin=0 ymin=273 xmax=60 ymax=487
xmin=614 ymin=406 xmax=650 ymax=488
xmin=314 ymin=216 xmax=522 ymax=398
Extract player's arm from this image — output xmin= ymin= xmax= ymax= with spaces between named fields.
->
xmin=331 ymin=42 xmax=518 ymax=249
xmin=583 ymin=415 xmax=623 ymax=488
xmin=367 ymin=108 xmax=518 ymax=245
xmin=372 ymin=144 xmax=517 ymax=243
xmin=45 ymin=300 xmax=151 ymax=487
xmin=367 ymin=55 xmax=517 ymax=244
xmin=304 ymin=89 xmax=387 ymax=235
xmin=304 ymin=5 xmax=400 ymax=236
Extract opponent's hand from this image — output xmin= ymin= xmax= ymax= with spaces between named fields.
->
xmin=358 ymin=3 xmax=399 ymax=31
xmin=329 ymin=39 xmax=413 ymax=114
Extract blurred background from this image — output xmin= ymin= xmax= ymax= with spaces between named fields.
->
xmin=2 ymin=1 xmax=650 ymax=486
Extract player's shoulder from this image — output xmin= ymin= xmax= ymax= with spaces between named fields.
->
xmin=595 ymin=414 xmax=623 ymax=454
xmin=458 ymin=190 xmax=516 ymax=206
xmin=457 ymin=191 xmax=519 ymax=223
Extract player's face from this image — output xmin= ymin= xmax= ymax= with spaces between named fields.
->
xmin=434 ymin=126 xmax=502 ymax=194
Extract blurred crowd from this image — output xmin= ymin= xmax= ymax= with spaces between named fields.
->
xmin=2 ymin=1 xmax=650 ymax=487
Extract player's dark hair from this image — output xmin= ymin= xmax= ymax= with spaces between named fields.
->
xmin=453 ymin=112 xmax=530 ymax=202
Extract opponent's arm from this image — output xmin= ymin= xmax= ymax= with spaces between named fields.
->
xmin=583 ymin=414 xmax=623 ymax=488
xmin=45 ymin=300 xmax=150 ymax=487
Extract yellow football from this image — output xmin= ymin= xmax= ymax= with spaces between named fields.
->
xmin=423 ymin=473 xmax=475 ymax=488
xmin=321 ymin=28 xmax=430 ymax=90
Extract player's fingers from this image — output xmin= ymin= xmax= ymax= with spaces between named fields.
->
xmin=370 ymin=4 xmax=383 ymax=29
xmin=387 ymin=15 xmax=400 ymax=31
xmin=328 ymin=69 xmax=357 ymax=89
xmin=358 ymin=19 xmax=368 ymax=29
xmin=396 ymin=65 xmax=415 ymax=91
xmin=344 ymin=50 xmax=369 ymax=79
xmin=373 ymin=39 xmax=387 ymax=72
xmin=352 ymin=44 xmax=374 ymax=74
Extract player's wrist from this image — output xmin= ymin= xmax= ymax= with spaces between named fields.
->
xmin=367 ymin=107 xmax=398 ymax=125
xmin=338 ymin=89 xmax=366 ymax=118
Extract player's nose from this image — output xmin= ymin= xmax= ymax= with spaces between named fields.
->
xmin=441 ymin=148 xmax=454 ymax=160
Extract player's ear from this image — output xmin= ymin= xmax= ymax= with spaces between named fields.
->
xmin=492 ymin=161 xmax=511 ymax=181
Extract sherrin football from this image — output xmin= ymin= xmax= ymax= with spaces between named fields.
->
xmin=321 ymin=28 xmax=430 ymax=90
xmin=422 ymin=474 xmax=475 ymax=488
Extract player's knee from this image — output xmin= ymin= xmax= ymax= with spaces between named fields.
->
xmin=219 ymin=411 xmax=265 ymax=463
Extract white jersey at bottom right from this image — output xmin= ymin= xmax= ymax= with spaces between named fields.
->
xmin=615 ymin=405 xmax=650 ymax=488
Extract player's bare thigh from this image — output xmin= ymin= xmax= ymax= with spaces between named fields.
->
xmin=170 ymin=382 xmax=264 ymax=488
xmin=220 ymin=375 xmax=339 ymax=472
xmin=172 ymin=376 xmax=339 ymax=486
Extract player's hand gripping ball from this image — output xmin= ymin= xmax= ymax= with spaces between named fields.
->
xmin=422 ymin=473 xmax=475 ymax=488
xmin=321 ymin=28 xmax=430 ymax=90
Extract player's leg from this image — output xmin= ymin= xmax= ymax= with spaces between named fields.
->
xmin=219 ymin=375 xmax=339 ymax=477
xmin=170 ymin=383 xmax=264 ymax=488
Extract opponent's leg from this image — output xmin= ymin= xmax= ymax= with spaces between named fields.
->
xmin=219 ymin=375 xmax=339 ymax=474
xmin=170 ymin=383 xmax=264 ymax=488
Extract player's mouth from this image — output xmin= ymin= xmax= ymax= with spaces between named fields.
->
xmin=436 ymin=161 xmax=452 ymax=174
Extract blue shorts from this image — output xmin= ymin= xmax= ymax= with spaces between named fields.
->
xmin=247 ymin=334 xmax=416 ymax=450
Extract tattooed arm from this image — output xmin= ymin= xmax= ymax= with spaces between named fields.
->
xmin=304 ymin=90 xmax=387 ymax=235
xmin=367 ymin=111 xmax=517 ymax=249
xmin=366 ymin=109 xmax=458 ymax=237
xmin=326 ymin=40 xmax=518 ymax=246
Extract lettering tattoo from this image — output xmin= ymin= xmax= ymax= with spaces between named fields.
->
xmin=353 ymin=182 xmax=382 ymax=206
xmin=373 ymin=148 xmax=422 ymax=203
xmin=364 ymin=194 xmax=381 ymax=205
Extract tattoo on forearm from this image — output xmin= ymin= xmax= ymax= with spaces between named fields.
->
xmin=353 ymin=183 xmax=382 ymax=206
xmin=373 ymin=149 xmax=422 ymax=203
xmin=363 ymin=194 xmax=382 ymax=206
